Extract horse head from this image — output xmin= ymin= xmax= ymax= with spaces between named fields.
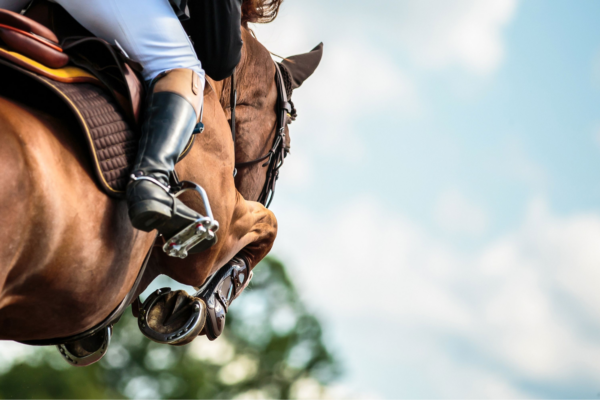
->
xmin=230 ymin=32 xmax=324 ymax=202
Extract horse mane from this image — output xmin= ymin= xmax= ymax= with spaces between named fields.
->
xmin=241 ymin=0 xmax=284 ymax=26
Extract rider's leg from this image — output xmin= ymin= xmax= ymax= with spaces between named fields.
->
xmin=54 ymin=0 xmax=204 ymax=81
xmin=127 ymin=69 xmax=203 ymax=232
xmin=0 ymin=0 xmax=30 ymax=12
xmin=54 ymin=0 xmax=207 ymax=233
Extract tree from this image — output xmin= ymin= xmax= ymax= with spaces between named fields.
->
xmin=0 ymin=257 xmax=340 ymax=399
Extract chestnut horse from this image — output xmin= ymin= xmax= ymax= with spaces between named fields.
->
xmin=0 ymin=28 xmax=320 ymax=343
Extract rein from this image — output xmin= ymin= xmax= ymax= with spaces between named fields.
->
xmin=230 ymin=62 xmax=290 ymax=208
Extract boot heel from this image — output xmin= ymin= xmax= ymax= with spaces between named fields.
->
xmin=129 ymin=200 xmax=172 ymax=232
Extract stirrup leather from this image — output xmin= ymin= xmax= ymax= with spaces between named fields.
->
xmin=130 ymin=173 xmax=171 ymax=193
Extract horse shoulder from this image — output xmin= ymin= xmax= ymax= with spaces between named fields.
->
xmin=0 ymin=98 xmax=40 ymax=291
xmin=0 ymin=98 xmax=151 ymax=340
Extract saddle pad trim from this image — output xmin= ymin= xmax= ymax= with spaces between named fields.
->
xmin=0 ymin=46 xmax=98 ymax=84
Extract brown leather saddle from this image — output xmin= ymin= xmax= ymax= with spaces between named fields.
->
xmin=0 ymin=3 xmax=184 ymax=197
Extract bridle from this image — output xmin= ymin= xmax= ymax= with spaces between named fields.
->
xmin=229 ymin=62 xmax=292 ymax=208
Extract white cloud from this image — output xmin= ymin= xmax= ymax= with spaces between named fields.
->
xmin=287 ymin=38 xmax=420 ymax=161
xmin=434 ymin=188 xmax=489 ymax=234
xmin=254 ymin=0 xmax=518 ymax=77
xmin=593 ymin=49 xmax=600 ymax=87
xmin=495 ymin=136 xmax=548 ymax=189
xmin=272 ymin=196 xmax=600 ymax=397
xmin=252 ymin=4 xmax=422 ymax=163
xmin=249 ymin=0 xmax=518 ymax=172
xmin=278 ymin=152 xmax=314 ymax=191
xmin=594 ymin=124 xmax=600 ymax=149
xmin=250 ymin=8 xmax=315 ymax=59
xmin=388 ymin=0 xmax=519 ymax=75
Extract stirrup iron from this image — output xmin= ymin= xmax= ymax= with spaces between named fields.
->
xmin=163 ymin=180 xmax=219 ymax=259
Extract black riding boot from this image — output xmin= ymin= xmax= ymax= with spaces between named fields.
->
xmin=127 ymin=91 xmax=199 ymax=233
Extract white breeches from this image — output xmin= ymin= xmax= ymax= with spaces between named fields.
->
xmin=0 ymin=0 xmax=29 ymax=12
xmin=0 ymin=0 xmax=205 ymax=83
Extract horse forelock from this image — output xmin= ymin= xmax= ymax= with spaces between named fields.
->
xmin=241 ymin=0 xmax=284 ymax=27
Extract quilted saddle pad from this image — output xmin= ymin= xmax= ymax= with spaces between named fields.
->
xmin=0 ymin=56 xmax=138 ymax=197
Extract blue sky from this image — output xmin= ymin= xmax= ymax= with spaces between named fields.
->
xmin=252 ymin=0 xmax=600 ymax=397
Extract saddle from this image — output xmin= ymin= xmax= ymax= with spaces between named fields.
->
xmin=0 ymin=3 xmax=179 ymax=197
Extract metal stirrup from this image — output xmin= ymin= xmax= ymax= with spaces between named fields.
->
xmin=163 ymin=181 xmax=220 ymax=259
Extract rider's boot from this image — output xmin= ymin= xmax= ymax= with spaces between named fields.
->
xmin=127 ymin=69 xmax=203 ymax=234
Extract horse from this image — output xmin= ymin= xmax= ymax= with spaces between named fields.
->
xmin=0 ymin=26 xmax=321 ymax=353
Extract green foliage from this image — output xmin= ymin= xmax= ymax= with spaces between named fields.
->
xmin=0 ymin=257 xmax=340 ymax=399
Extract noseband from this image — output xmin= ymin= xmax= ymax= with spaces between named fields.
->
xmin=230 ymin=62 xmax=291 ymax=208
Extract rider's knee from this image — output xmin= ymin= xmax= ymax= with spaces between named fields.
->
xmin=153 ymin=68 xmax=204 ymax=119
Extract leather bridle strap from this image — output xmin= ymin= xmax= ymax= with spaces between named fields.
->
xmin=18 ymin=234 xmax=158 ymax=346
xmin=257 ymin=62 xmax=289 ymax=207
xmin=233 ymin=62 xmax=289 ymax=207
xmin=234 ymin=152 xmax=271 ymax=168
xmin=230 ymin=69 xmax=237 ymax=147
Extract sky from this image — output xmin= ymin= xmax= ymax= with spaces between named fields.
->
xmin=251 ymin=0 xmax=600 ymax=398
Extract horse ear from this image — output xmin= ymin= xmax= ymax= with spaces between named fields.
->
xmin=281 ymin=42 xmax=323 ymax=89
